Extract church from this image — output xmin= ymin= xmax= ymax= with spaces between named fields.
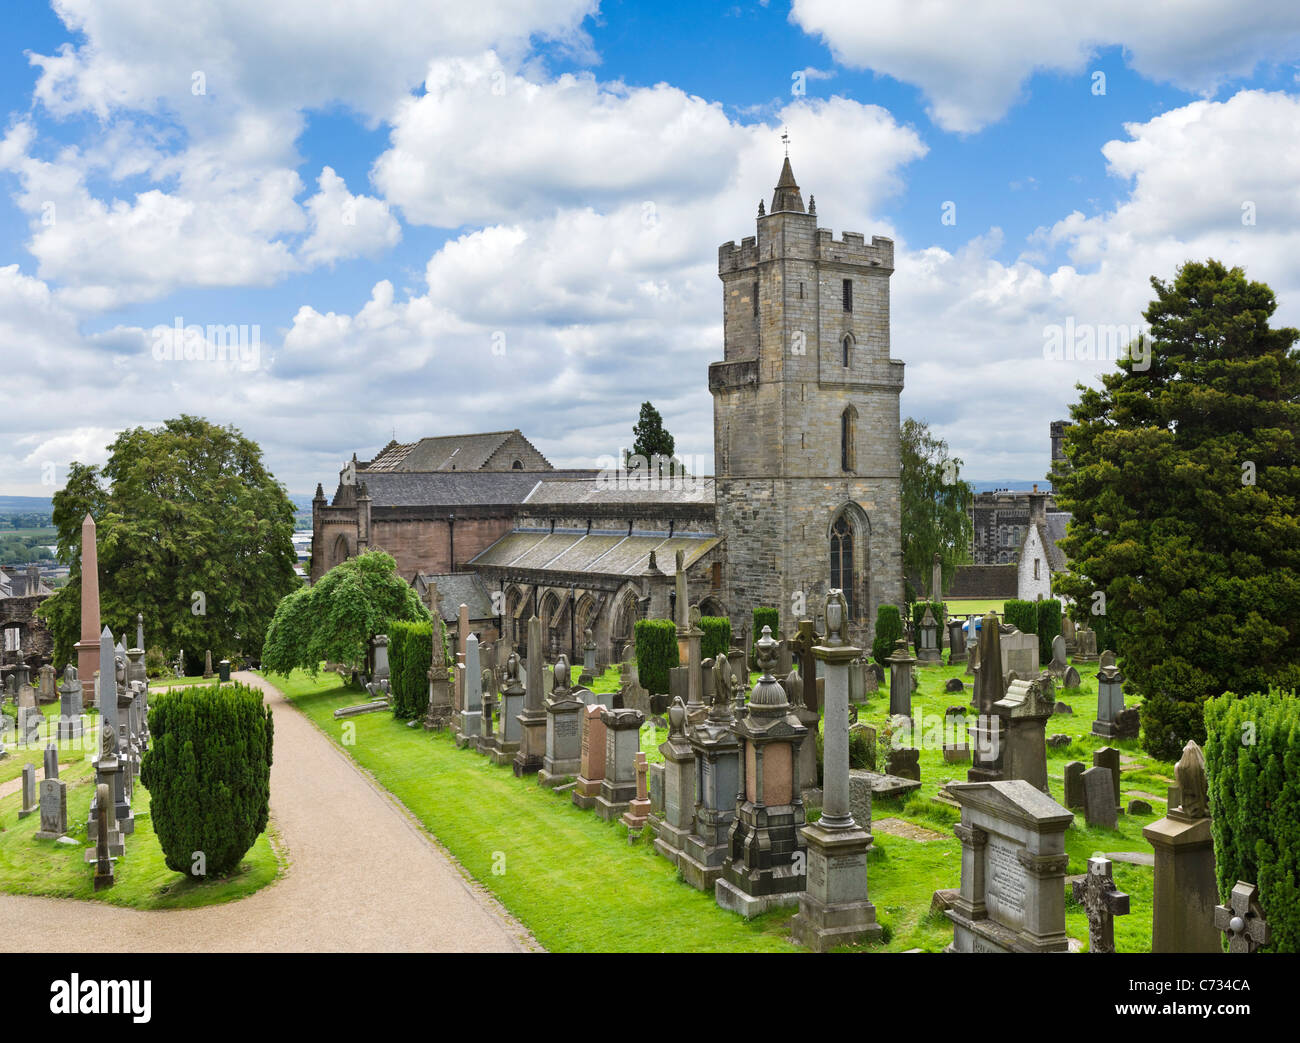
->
xmin=310 ymin=155 xmax=905 ymax=669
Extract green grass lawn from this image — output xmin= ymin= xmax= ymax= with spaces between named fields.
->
xmin=943 ymin=599 xmax=1008 ymax=616
xmin=266 ymin=655 xmax=1170 ymax=953
xmin=0 ymin=751 xmax=282 ymax=910
xmin=0 ymin=696 xmax=281 ymax=910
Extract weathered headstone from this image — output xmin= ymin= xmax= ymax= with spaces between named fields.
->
xmin=992 ymin=677 xmax=1054 ymax=793
xmin=620 ymin=751 xmax=652 ymax=835
xmin=1073 ymin=625 xmax=1098 ymax=662
xmin=1093 ymin=746 xmax=1121 ymax=811
xmin=423 ymin=623 xmax=454 ymax=731
xmin=594 ymin=707 xmax=647 ymax=821
xmin=1072 ymin=856 xmax=1130 ymax=953
xmin=947 ymin=618 xmax=967 ymax=665
xmin=781 ymin=666 xmax=819 ymax=796
xmin=92 ymin=782 xmax=115 ymax=890
xmin=915 ymin=605 xmax=942 ymax=664
xmin=513 ymin=616 xmax=548 ymax=776
xmin=651 ymin=697 xmax=696 ymax=865
xmin=942 ymin=780 xmax=1073 ymax=952
xmin=539 ymin=655 xmax=584 ymax=786
xmin=1064 ymin=761 xmax=1086 ymax=809
xmin=43 ymin=742 xmax=58 ymax=780
xmin=1214 ymin=881 xmax=1271 ymax=953
xmin=1092 ymin=659 xmax=1125 ymax=737
xmin=34 ymin=777 xmax=68 ymax=839
xmin=887 ymin=639 xmax=915 ymax=717
xmin=1047 ymin=634 xmax=1068 ymax=679
xmin=578 ymin=628 xmax=597 ymax=686
xmin=18 ymin=763 xmax=38 ymax=819
xmin=454 ymin=633 xmax=483 ymax=747
xmin=37 ymin=664 xmax=56 ymax=704
xmin=203 ymin=650 xmax=214 ymax=679
xmin=1000 ymin=627 xmax=1039 ymax=679
xmin=718 ymin=625 xmax=809 ymax=919
xmin=571 ymin=703 xmax=609 ymax=810
xmin=1082 ymin=766 xmax=1118 ymax=829
xmin=1143 ymin=741 xmax=1220 ymax=953
xmin=1062 ymin=665 xmax=1081 ymax=689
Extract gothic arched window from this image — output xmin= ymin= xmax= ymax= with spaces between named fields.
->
xmin=842 ymin=334 xmax=852 ymax=367
xmin=830 ymin=515 xmax=855 ymax=619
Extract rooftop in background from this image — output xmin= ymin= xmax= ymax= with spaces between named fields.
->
xmin=357 ymin=430 xmax=552 ymax=473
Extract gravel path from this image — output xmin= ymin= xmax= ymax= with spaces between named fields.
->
xmin=0 ymin=671 xmax=534 ymax=953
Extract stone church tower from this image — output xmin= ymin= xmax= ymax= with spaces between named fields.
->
xmin=710 ymin=154 xmax=904 ymax=643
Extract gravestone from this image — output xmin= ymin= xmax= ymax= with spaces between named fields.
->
xmin=887 ymin=639 xmax=915 ymax=717
xmin=18 ymin=763 xmax=38 ymax=819
xmin=620 ymin=752 xmax=652 ymax=835
xmin=991 ymin=678 xmax=1054 ymax=793
xmin=571 ymin=703 xmax=609 ymax=810
xmin=648 ymin=762 xmax=664 ymax=818
xmin=595 ymin=707 xmax=647 ymax=821
xmin=780 ymin=666 xmax=819 ymax=796
xmin=1143 ymin=741 xmax=1220 ymax=953
xmin=1064 ymin=761 xmax=1085 ymax=809
xmin=1000 ymin=628 xmax=1039 ymax=679
xmin=1214 ymin=881 xmax=1271 ymax=953
xmin=1073 ymin=626 xmax=1098 ymax=662
xmin=218 ymin=659 xmax=231 ymax=683
xmin=947 ymin=618 xmax=967 ymax=665
xmin=34 ymin=777 xmax=68 ymax=839
xmin=717 ymin=626 xmax=808 ymax=918
xmin=945 ymin=677 xmax=965 ymax=693
xmin=1062 ymin=666 xmax=1081 ymax=689
xmin=423 ymin=623 xmax=454 ymax=731
xmin=578 ymin=628 xmax=597 ymax=687
xmin=44 ymin=742 xmax=58 ymax=780
xmin=1092 ymin=659 xmax=1125 ymax=738
xmin=454 ymin=633 xmax=483 ymax=748
xmin=1093 ymin=746 xmax=1121 ymax=811
xmin=915 ymin=606 xmax=942 ymax=664
xmin=651 ymin=697 xmax=696 ymax=866
xmin=37 ymin=664 xmax=56 ymax=704
xmin=1082 ymin=766 xmax=1118 ymax=829
xmin=943 ymin=780 xmax=1073 ymax=952
xmin=203 ymin=650 xmax=214 ymax=679
xmin=513 ymin=615 xmax=548 ymax=777
xmin=539 ymin=656 xmax=585 ymax=787
xmin=1072 ymin=856 xmax=1130 ymax=953
xmin=1047 ymin=634 xmax=1068 ymax=679
xmin=679 ymin=644 xmax=742 ymax=893
xmin=92 ymin=782 xmax=115 ymax=891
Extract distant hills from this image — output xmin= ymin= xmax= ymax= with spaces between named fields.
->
xmin=0 ymin=493 xmax=315 ymax=528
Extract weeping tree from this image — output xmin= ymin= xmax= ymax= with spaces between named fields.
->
xmin=901 ymin=417 xmax=974 ymax=599
xmin=260 ymin=550 xmax=429 ymax=676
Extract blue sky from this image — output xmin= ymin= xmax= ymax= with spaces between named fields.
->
xmin=3 ymin=1 xmax=1300 ymax=495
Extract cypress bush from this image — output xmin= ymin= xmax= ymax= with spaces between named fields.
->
xmin=1002 ymin=599 xmax=1037 ymax=636
xmin=751 ymin=606 xmax=780 ymax=668
xmin=635 ymin=619 xmax=678 ymax=695
xmin=699 ymin=616 xmax=731 ymax=662
xmin=389 ymin=620 xmax=433 ymax=720
xmin=1204 ymin=688 xmax=1300 ymax=952
xmin=1036 ymin=599 xmax=1062 ymax=664
xmin=1140 ymin=689 xmax=1208 ymax=762
xmin=872 ymin=604 xmax=903 ymax=665
xmin=910 ymin=600 xmax=945 ymax=654
xmin=140 ymin=682 xmax=273 ymax=877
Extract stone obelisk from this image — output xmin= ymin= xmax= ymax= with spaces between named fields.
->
xmin=74 ymin=514 xmax=101 ymax=708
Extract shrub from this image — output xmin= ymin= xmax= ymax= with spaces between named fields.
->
xmin=911 ymin=600 xmax=944 ymax=654
xmin=635 ymin=619 xmax=678 ymax=695
xmin=849 ymin=726 xmax=876 ymax=771
xmin=1140 ymin=689 xmax=1208 ymax=762
xmin=1204 ymin=688 xmax=1300 ymax=953
xmin=145 ymin=646 xmax=170 ymax=679
xmin=1002 ymin=599 xmax=1037 ymax=637
xmin=1036 ymin=599 xmax=1062 ymax=664
xmin=699 ymin=616 xmax=731 ymax=662
xmin=140 ymin=682 xmax=273 ymax=877
xmin=751 ymin=606 xmax=780 ymax=668
xmin=872 ymin=605 xmax=903 ymax=665
xmin=389 ymin=620 xmax=433 ymax=720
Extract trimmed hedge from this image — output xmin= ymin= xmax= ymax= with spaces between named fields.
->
xmin=700 ymin=616 xmax=731 ymax=662
xmin=1036 ymin=599 xmax=1062 ymax=664
xmin=1002 ymin=599 xmax=1037 ymax=637
xmin=635 ymin=618 xmax=679 ymax=695
xmin=389 ymin=620 xmax=434 ymax=720
xmin=872 ymin=604 xmax=903 ymax=665
xmin=751 ymin=606 xmax=780 ymax=669
xmin=1140 ymin=690 xmax=1208 ymax=762
xmin=911 ymin=600 xmax=944 ymax=654
xmin=1204 ymin=688 xmax=1300 ymax=953
xmin=140 ymin=682 xmax=273 ymax=877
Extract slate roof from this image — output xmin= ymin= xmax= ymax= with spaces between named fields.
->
xmin=413 ymin=572 xmax=495 ymax=623
xmin=355 ymin=471 xmax=547 ymax=508
xmin=1042 ymin=511 xmax=1071 ymax=571
xmin=360 ymin=430 xmax=552 ymax=473
xmin=522 ymin=477 xmax=716 ymax=507
xmin=469 ymin=529 xmax=721 ymax=577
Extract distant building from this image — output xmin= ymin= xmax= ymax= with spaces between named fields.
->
xmin=0 ymin=564 xmax=55 ymax=675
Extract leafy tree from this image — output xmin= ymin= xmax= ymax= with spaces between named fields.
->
xmin=37 ymin=417 xmax=298 ymax=670
xmin=901 ymin=417 xmax=974 ymax=597
xmin=261 ymin=550 xmax=429 ymax=676
xmin=1053 ymin=260 xmax=1300 ymax=758
xmin=628 ymin=401 xmax=678 ymax=476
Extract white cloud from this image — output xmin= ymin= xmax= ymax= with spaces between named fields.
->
xmin=300 ymin=167 xmax=401 ymax=267
xmin=790 ymin=0 xmax=1300 ymax=132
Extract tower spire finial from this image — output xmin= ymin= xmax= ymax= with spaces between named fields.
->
xmin=781 ymin=127 xmax=789 ymax=157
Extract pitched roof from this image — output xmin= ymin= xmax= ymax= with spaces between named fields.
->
xmin=348 ymin=471 xmax=548 ymax=508
xmin=359 ymin=430 xmax=551 ymax=473
xmin=522 ymin=476 xmax=715 ymax=507
xmin=413 ymin=572 xmax=495 ymax=622
xmin=1043 ymin=512 xmax=1071 ymax=571
xmin=468 ymin=529 xmax=721 ymax=577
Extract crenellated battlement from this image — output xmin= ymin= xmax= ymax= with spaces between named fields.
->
xmin=816 ymin=229 xmax=894 ymax=270
xmin=718 ymin=235 xmax=760 ymax=272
